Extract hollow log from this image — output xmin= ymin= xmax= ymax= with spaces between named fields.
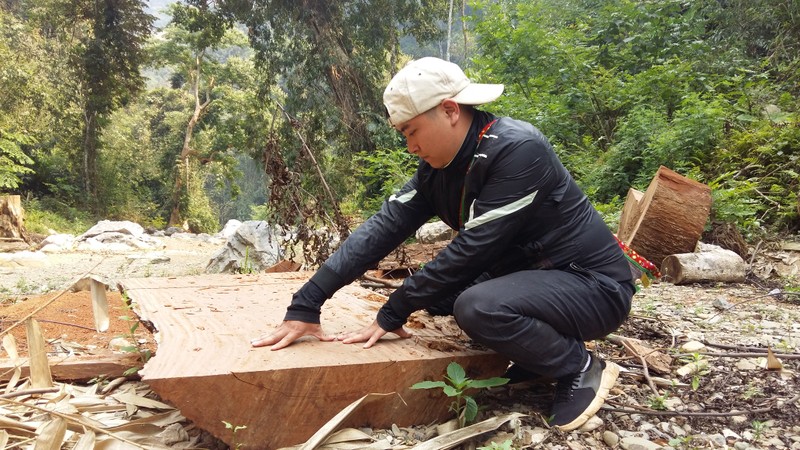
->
xmin=661 ymin=247 xmax=746 ymax=285
xmin=617 ymin=166 xmax=712 ymax=269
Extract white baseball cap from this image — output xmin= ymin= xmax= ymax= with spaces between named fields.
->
xmin=383 ymin=57 xmax=504 ymax=127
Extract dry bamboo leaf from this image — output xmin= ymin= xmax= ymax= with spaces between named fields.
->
xmin=2 ymin=334 xmax=19 ymax=360
xmin=0 ymin=414 xmax=37 ymax=432
xmin=0 ymin=429 xmax=8 ymax=448
xmin=296 ymin=393 xmax=396 ymax=450
xmin=25 ymin=319 xmax=53 ymax=389
xmin=411 ymin=412 xmax=528 ymax=450
xmin=106 ymin=410 xmax=185 ymax=431
xmin=73 ymin=430 xmax=97 ymax=450
xmin=110 ymin=391 xmax=174 ymax=410
xmin=321 ymin=428 xmax=373 ymax=445
xmin=91 ymin=278 xmax=111 ymax=332
xmin=34 ymin=417 xmax=67 ymax=450
xmin=2 ymin=334 xmax=22 ymax=395
xmin=766 ymin=347 xmax=783 ymax=370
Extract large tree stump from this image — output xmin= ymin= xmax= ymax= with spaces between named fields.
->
xmin=661 ymin=245 xmax=746 ymax=285
xmin=617 ymin=166 xmax=712 ymax=270
xmin=0 ymin=195 xmax=29 ymax=250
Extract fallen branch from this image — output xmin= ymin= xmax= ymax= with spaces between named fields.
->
xmin=619 ymin=339 xmax=660 ymax=396
xmin=697 ymin=351 xmax=800 ymax=360
xmin=0 ymin=387 xmax=59 ymax=399
xmin=360 ymin=274 xmax=402 ymax=288
xmin=604 ymin=392 xmax=799 ymax=418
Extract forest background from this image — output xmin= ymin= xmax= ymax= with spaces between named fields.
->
xmin=1 ymin=0 xmax=798 ymax=267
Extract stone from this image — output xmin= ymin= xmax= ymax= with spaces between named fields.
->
xmin=205 ymin=220 xmax=282 ymax=273
xmin=620 ymin=436 xmax=663 ymax=450
xmin=603 ymin=431 xmax=620 ymax=448
xmin=416 ymin=221 xmax=456 ymax=244
xmin=578 ymin=415 xmax=604 ymax=432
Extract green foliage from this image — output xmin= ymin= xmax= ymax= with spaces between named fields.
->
xmin=478 ymin=440 xmax=515 ymax=450
xmin=411 ymin=361 xmax=509 ymax=428
xmin=0 ymin=130 xmax=35 ymax=190
xmin=22 ymin=197 xmax=94 ymax=235
xmin=352 ymin=146 xmax=418 ymax=215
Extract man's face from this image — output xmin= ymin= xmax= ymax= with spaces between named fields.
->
xmin=397 ymin=104 xmax=460 ymax=169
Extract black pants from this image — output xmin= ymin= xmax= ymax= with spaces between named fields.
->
xmin=444 ymin=264 xmax=634 ymax=379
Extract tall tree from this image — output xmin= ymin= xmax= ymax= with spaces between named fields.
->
xmin=77 ymin=0 xmax=153 ymax=211
xmin=149 ymin=2 xmax=253 ymax=229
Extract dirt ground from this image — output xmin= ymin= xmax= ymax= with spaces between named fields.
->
xmin=0 ymin=236 xmax=799 ymax=449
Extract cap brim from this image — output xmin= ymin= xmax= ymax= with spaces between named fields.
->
xmin=451 ymin=83 xmax=504 ymax=106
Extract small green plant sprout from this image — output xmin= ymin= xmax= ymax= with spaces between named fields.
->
xmin=751 ymin=419 xmax=769 ymax=442
xmin=118 ymin=292 xmax=152 ymax=376
xmin=223 ymin=421 xmax=247 ymax=449
xmin=411 ymin=361 xmax=509 ymax=428
xmin=648 ymin=392 xmax=668 ymax=410
xmin=478 ymin=439 xmax=515 ymax=450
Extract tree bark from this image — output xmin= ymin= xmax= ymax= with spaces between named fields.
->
xmin=661 ymin=246 xmax=747 ymax=285
xmin=0 ymin=195 xmax=27 ymax=243
xmin=617 ymin=166 xmax=712 ymax=269
xmin=168 ymin=53 xmax=214 ymax=228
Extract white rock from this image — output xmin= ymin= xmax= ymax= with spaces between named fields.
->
xmin=603 ymin=431 xmax=620 ymax=447
xmin=680 ymin=340 xmax=706 ymax=352
xmin=578 ymin=415 xmax=604 ymax=432
xmin=620 ymin=436 xmax=663 ymax=450
xmin=416 ymin=221 xmax=455 ymax=244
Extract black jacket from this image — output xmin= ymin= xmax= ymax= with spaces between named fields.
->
xmin=285 ymin=111 xmax=631 ymax=330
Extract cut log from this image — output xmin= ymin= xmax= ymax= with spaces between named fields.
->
xmin=118 ymin=273 xmax=508 ymax=450
xmin=617 ymin=166 xmax=712 ymax=269
xmin=661 ymin=246 xmax=746 ymax=285
xmin=0 ymin=195 xmax=27 ymax=243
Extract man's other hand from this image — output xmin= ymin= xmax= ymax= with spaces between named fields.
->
xmin=338 ymin=320 xmax=412 ymax=349
xmin=250 ymin=320 xmax=334 ymax=351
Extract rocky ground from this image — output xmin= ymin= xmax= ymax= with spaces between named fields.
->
xmin=0 ymin=230 xmax=798 ymax=449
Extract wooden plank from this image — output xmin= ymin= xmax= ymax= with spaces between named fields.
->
xmin=118 ymin=273 xmax=508 ymax=450
xmin=623 ymin=166 xmax=712 ymax=269
xmin=0 ymin=352 xmax=141 ymax=382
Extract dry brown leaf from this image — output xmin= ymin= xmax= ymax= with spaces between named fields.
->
xmin=766 ymin=347 xmax=783 ymax=370
xmin=110 ymin=391 xmax=174 ymax=410
xmin=91 ymin=278 xmax=111 ymax=332
xmin=293 ymin=393 xmax=396 ymax=450
xmin=73 ymin=430 xmax=97 ymax=450
xmin=411 ymin=413 xmax=527 ymax=450
xmin=25 ymin=319 xmax=53 ymax=389
xmin=34 ymin=417 xmax=67 ymax=450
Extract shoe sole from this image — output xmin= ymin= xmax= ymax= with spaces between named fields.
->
xmin=555 ymin=361 xmax=620 ymax=432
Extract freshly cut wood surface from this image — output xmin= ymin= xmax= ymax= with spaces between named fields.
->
xmin=617 ymin=166 xmax=712 ymax=269
xmin=119 ymin=273 xmax=508 ymax=450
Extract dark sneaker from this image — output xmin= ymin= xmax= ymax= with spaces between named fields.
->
xmin=549 ymin=353 xmax=619 ymax=431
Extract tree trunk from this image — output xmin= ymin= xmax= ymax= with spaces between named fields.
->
xmin=168 ymin=54 xmax=213 ymax=228
xmin=0 ymin=195 xmax=27 ymax=244
xmin=82 ymin=111 xmax=99 ymax=213
xmin=617 ymin=166 xmax=712 ymax=269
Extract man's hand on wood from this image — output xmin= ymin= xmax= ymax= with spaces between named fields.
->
xmin=338 ymin=319 xmax=412 ymax=349
xmin=250 ymin=320 xmax=334 ymax=350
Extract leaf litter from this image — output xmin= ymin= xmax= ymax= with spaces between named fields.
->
xmin=0 ymin=243 xmax=798 ymax=449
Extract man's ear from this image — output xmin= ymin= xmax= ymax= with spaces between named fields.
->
xmin=440 ymin=99 xmax=461 ymax=125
